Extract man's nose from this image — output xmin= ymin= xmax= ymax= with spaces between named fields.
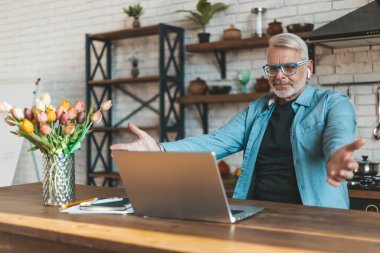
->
xmin=274 ymin=68 xmax=287 ymax=79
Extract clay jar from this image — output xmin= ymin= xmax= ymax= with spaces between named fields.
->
xmin=254 ymin=76 xmax=271 ymax=92
xmin=223 ymin=25 xmax=242 ymax=40
xmin=188 ymin=77 xmax=208 ymax=95
xmin=267 ymin=19 xmax=283 ymax=36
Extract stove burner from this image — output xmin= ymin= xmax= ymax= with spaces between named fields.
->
xmin=347 ymin=176 xmax=380 ymax=190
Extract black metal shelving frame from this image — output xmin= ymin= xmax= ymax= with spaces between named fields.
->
xmin=85 ymin=24 xmax=184 ymax=186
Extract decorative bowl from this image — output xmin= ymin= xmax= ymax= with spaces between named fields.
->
xmin=208 ymin=85 xmax=231 ymax=95
xmin=286 ymin=23 xmax=314 ymax=33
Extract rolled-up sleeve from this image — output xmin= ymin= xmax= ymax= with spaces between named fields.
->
xmin=323 ymin=94 xmax=356 ymax=161
xmin=161 ymin=107 xmax=249 ymax=159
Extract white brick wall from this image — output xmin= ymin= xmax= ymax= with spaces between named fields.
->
xmin=0 ymin=0 xmax=378 ymax=183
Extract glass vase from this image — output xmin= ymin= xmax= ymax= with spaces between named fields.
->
xmin=42 ymin=153 xmax=75 ymax=206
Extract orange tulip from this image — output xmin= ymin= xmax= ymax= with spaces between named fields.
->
xmin=20 ymin=119 xmax=34 ymax=134
xmin=64 ymin=123 xmax=76 ymax=135
xmin=40 ymin=124 xmax=52 ymax=135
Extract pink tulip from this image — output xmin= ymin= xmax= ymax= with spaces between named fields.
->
xmin=73 ymin=100 xmax=86 ymax=113
xmin=0 ymin=101 xmax=12 ymax=113
xmin=90 ymin=111 xmax=102 ymax=124
xmin=67 ymin=107 xmax=78 ymax=120
xmin=5 ymin=116 xmax=15 ymax=126
xmin=24 ymin=108 xmax=34 ymax=121
xmin=100 ymin=100 xmax=112 ymax=111
xmin=37 ymin=111 xmax=48 ymax=123
xmin=60 ymin=112 xmax=68 ymax=125
xmin=0 ymin=101 xmax=7 ymax=113
xmin=77 ymin=111 xmax=86 ymax=124
xmin=64 ymin=123 xmax=76 ymax=135
xmin=11 ymin=107 xmax=24 ymax=121
xmin=39 ymin=124 xmax=52 ymax=135
xmin=56 ymin=105 xmax=66 ymax=120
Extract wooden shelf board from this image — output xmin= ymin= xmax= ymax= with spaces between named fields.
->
xmin=88 ymin=172 xmax=120 ymax=180
xmin=186 ymin=32 xmax=311 ymax=53
xmin=88 ymin=76 xmax=160 ymax=86
xmin=87 ymin=25 xmax=160 ymax=41
xmin=93 ymin=126 xmax=159 ymax=132
xmin=178 ymin=92 xmax=270 ymax=104
xmin=349 ymin=189 xmax=380 ymax=200
xmin=186 ymin=36 xmax=269 ymax=53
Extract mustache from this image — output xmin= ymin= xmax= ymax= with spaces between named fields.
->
xmin=270 ymin=79 xmax=294 ymax=87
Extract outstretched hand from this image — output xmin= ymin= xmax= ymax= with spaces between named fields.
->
xmin=326 ymin=139 xmax=365 ymax=187
xmin=110 ymin=123 xmax=161 ymax=151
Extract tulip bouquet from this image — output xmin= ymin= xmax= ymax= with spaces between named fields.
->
xmin=0 ymin=93 xmax=112 ymax=155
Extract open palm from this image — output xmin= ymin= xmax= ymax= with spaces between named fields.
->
xmin=109 ymin=123 xmax=160 ymax=151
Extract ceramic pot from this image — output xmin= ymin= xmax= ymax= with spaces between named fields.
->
xmin=223 ymin=25 xmax=242 ymax=40
xmin=131 ymin=67 xmax=139 ymax=78
xmin=254 ymin=76 xmax=271 ymax=92
xmin=188 ymin=77 xmax=208 ymax=95
xmin=133 ymin=19 xmax=141 ymax=28
xmin=267 ymin=19 xmax=283 ymax=36
xmin=198 ymin=33 xmax=210 ymax=43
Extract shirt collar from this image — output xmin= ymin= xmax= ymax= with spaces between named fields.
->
xmin=293 ymin=83 xmax=314 ymax=107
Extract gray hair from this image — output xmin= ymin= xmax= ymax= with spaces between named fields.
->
xmin=268 ymin=33 xmax=309 ymax=60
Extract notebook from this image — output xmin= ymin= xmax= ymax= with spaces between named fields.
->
xmin=112 ymin=151 xmax=263 ymax=223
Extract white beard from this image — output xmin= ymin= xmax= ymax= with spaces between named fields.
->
xmin=271 ymin=79 xmax=306 ymax=98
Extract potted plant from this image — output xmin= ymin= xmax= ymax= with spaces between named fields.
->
xmin=177 ymin=0 xmax=228 ymax=43
xmin=123 ymin=2 xmax=144 ymax=28
xmin=129 ymin=57 xmax=139 ymax=78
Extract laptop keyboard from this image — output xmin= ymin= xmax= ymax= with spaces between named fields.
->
xmin=230 ymin=209 xmax=244 ymax=215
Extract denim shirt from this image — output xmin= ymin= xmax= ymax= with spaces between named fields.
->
xmin=161 ymin=84 xmax=356 ymax=209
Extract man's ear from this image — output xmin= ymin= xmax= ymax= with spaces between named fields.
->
xmin=307 ymin=60 xmax=313 ymax=80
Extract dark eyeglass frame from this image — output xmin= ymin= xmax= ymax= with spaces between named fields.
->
xmin=262 ymin=60 xmax=308 ymax=77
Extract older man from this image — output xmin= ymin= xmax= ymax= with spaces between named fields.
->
xmin=111 ymin=33 xmax=364 ymax=209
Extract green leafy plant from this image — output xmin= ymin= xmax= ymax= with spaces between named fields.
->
xmin=129 ymin=57 xmax=139 ymax=67
xmin=176 ymin=0 xmax=228 ymax=33
xmin=123 ymin=2 xmax=144 ymax=19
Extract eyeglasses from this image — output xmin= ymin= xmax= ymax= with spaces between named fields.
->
xmin=262 ymin=60 xmax=308 ymax=77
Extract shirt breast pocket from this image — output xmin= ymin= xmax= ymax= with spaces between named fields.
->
xmin=298 ymin=121 xmax=325 ymax=157
xmin=300 ymin=121 xmax=325 ymax=135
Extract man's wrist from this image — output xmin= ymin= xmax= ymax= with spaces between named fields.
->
xmin=157 ymin=143 xmax=165 ymax=152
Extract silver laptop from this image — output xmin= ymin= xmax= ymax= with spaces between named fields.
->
xmin=112 ymin=151 xmax=263 ymax=223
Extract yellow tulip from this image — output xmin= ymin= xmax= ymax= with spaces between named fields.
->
xmin=20 ymin=119 xmax=34 ymax=134
xmin=47 ymin=110 xmax=57 ymax=122
xmin=60 ymin=99 xmax=70 ymax=111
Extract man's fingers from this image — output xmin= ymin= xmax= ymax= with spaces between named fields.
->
xmin=128 ymin=123 xmax=146 ymax=139
xmin=338 ymin=169 xmax=354 ymax=180
xmin=110 ymin=143 xmax=130 ymax=150
xmin=327 ymin=177 xmax=341 ymax=187
xmin=343 ymin=138 xmax=366 ymax=153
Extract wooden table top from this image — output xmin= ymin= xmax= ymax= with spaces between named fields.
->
xmin=0 ymin=183 xmax=380 ymax=253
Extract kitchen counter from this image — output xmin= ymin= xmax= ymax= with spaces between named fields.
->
xmin=1 ymin=183 xmax=380 ymax=253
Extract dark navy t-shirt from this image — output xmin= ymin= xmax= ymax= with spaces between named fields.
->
xmin=249 ymin=101 xmax=302 ymax=204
